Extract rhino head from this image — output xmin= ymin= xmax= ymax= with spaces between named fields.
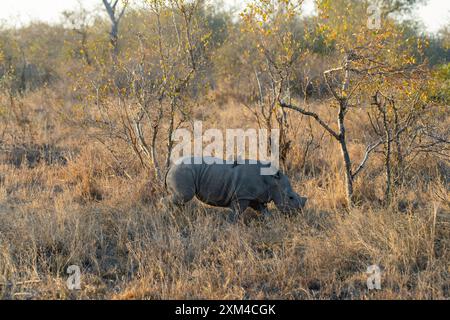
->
xmin=267 ymin=171 xmax=307 ymax=213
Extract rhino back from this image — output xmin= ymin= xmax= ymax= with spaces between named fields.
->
xmin=197 ymin=160 xmax=272 ymax=205
xmin=232 ymin=163 xmax=272 ymax=202
xmin=167 ymin=157 xmax=272 ymax=207
xmin=194 ymin=163 xmax=238 ymax=206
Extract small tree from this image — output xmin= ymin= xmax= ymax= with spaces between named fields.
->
xmin=280 ymin=0 xmax=428 ymax=206
xmin=63 ymin=2 xmax=95 ymax=66
xmin=369 ymin=81 xmax=449 ymax=204
xmin=240 ymin=0 xmax=307 ymax=167
xmin=90 ymin=0 xmax=210 ymax=181
xmin=102 ymin=0 xmax=129 ymax=57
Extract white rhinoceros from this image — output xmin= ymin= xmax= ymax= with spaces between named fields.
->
xmin=163 ymin=157 xmax=307 ymax=222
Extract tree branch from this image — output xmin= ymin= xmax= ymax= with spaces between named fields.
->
xmin=279 ymin=101 xmax=340 ymax=140
xmin=352 ymin=139 xmax=383 ymax=179
xmin=112 ymin=0 xmax=119 ymax=11
xmin=102 ymin=0 xmax=116 ymax=22
xmin=323 ymin=67 xmax=343 ymax=101
xmin=118 ymin=1 xmax=128 ymax=21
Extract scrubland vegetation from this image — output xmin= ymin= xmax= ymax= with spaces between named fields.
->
xmin=0 ymin=0 xmax=448 ymax=299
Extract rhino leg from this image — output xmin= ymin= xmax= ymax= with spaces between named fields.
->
xmin=161 ymin=194 xmax=187 ymax=208
xmin=227 ymin=199 xmax=250 ymax=223
xmin=250 ymin=202 xmax=272 ymax=218
xmin=161 ymin=186 xmax=195 ymax=211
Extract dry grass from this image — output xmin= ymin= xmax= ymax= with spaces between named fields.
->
xmin=0 ymin=92 xmax=448 ymax=300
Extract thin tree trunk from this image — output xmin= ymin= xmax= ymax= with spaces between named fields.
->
xmin=392 ymin=105 xmax=404 ymax=185
xmin=151 ymin=127 xmax=161 ymax=181
xmin=102 ymin=0 xmax=127 ymax=59
xmin=382 ymin=108 xmax=392 ymax=204
xmin=151 ymin=105 xmax=164 ymax=181
xmin=338 ymin=102 xmax=353 ymax=206
xmin=165 ymin=100 xmax=176 ymax=171
xmin=110 ymin=22 xmax=119 ymax=56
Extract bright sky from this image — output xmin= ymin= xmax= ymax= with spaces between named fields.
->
xmin=0 ymin=0 xmax=448 ymax=33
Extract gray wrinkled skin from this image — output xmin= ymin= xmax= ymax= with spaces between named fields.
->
xmin=163 ymin=156 xmax=307 ymax=222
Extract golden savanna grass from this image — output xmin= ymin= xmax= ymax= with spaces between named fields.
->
xmin=0 ymin=91 xmax=448 ymax=300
